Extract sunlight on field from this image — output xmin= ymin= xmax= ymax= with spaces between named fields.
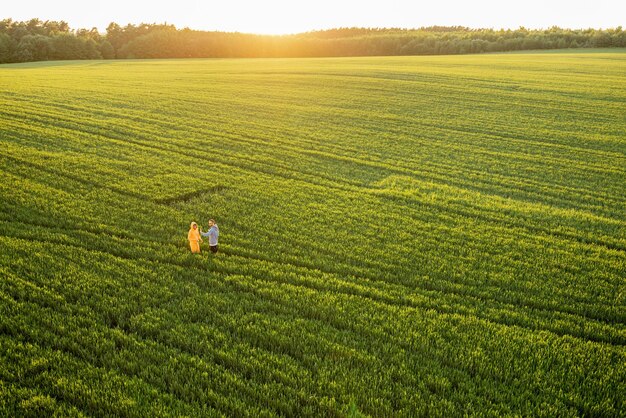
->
xmin=0 ymin=51 xmax=625 ymax=416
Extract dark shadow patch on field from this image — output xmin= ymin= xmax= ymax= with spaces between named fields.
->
xmin=154 ymin=186 xmax=227 ymax=206
xmin=1 ymin=153 xmax=147 ymax=202
xmin=0 ymin=60 xmax=104 ymax=69
xmin=376 ymin=189 xmax=626 ymax=254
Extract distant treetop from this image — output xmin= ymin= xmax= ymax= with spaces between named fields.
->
xmin=0 ymin=18 xmax=624 ymax=63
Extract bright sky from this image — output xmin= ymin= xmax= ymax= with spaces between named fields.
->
xmin=4 ymin=0 xmax=625 ymax=34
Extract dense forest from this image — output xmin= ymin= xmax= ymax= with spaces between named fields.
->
xmin=0 ymin=18 xmax=624 ymax=63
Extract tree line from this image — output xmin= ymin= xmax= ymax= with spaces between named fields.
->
xmin=1 ymin=18 xmax=624 ymax=63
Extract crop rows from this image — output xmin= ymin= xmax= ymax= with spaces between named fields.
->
xmin=1 ymin=51 xmax=625 ymax=416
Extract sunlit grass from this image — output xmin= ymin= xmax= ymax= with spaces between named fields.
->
xmin=1 ymin=51 xmax=625 ymax=416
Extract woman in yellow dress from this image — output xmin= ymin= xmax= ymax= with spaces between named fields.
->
xmin=188 ymin=222 xmax=202 ymax=253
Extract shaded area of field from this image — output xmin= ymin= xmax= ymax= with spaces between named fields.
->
xmin=1 ymin=51 xmax=625 ymax=416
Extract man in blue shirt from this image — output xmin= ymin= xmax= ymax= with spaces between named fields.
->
xmin=201 ymin=219 xmax=219 ymax=253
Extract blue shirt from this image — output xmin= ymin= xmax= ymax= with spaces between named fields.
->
xmin=201 ymin=225 xmax=219 ymax=246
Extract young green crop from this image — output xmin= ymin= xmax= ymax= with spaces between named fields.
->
xmin=1 ymin=51 xmax=625 ymax=416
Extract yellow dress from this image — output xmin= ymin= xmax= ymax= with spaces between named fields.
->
xmin=188 ymin=223 xmax=201 ymax=253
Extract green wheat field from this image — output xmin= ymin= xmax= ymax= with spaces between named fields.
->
xmin=1 ymin=50 xmax=625 ymax=416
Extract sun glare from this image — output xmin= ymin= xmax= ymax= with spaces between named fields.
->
xmin=4 ymin=0 xmax=625 ymax=34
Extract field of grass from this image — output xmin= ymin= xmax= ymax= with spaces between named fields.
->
xmin=0 ymin=50 xmax=625 ymax=416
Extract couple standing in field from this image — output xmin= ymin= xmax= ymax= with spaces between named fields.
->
xmin=188 ymin=219 xmax=219 ymax=254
